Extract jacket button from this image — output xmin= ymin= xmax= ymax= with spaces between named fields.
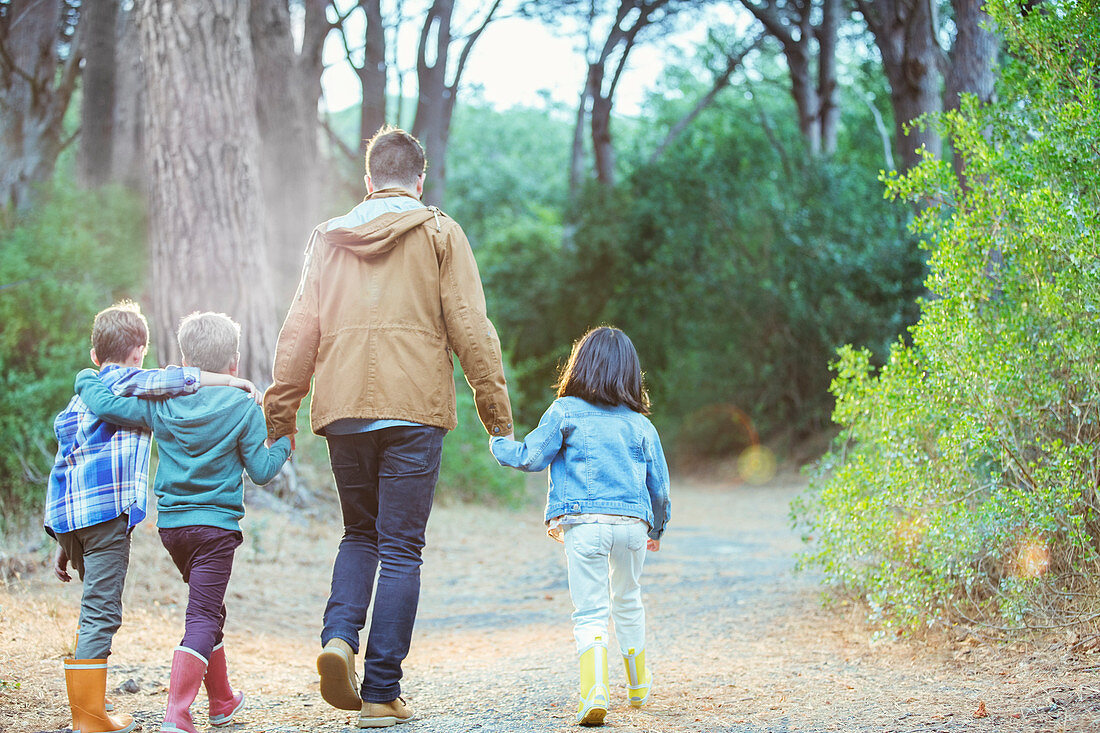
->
xmin=492 ymin=426 xmax=500 ymax=434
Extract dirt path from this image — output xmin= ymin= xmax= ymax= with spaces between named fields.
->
xmin=3 ymin=475 xmax=1099 ymax=732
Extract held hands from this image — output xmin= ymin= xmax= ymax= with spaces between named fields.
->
xmin=266 ymin=433 xmax=296 ymax=451
xmin=647 ymin=538 xmax=660 ymax=552
xmin=53 ymin=546 xmax=71 ymax=582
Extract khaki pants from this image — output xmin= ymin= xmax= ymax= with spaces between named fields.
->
xmin=56 ymin=513 xmax=131 ymax=659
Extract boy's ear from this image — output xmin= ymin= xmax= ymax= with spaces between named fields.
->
xmin=365 ymin=174 xmax=374 ymax=194
xmin=124 ymin=344 xmax=146 ymax=367
xmin=89 ymin=348 xmax=101 ymax=367
xmin=228 ymin=353 xmax=240 ymax=377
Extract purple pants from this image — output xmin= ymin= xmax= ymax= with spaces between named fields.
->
xmin=159 ymin=525 xmax=243 ymax=659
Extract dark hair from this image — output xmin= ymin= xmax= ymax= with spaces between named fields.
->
xmin=556 ymin=327 xmax=650 ymax=414
xmin=365 ymin=125 xmax=426 ymax=188
xmin=91 ymin=300 xmax=149 ymax=364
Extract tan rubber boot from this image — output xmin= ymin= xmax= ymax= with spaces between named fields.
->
xmin=64 ymin=659 xmax=137 ymax=733
xmin=622 ymin=647 xmax=652 ymax=707
xmin=577 ymin=637 xmax=609 ymax=726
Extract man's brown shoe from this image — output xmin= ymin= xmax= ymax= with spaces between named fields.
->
xmin=359 ymin=697 xmax=414 ymax=728
xmin=317 ymin=638 xmax=362 ymax=711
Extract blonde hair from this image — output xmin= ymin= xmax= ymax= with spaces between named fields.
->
xmin=177 ymin=311 xmax=240 ymax=372
xmin=91 ymin=300 xmax=149 ymax=364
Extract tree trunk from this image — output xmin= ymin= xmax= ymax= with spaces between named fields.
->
xmin=413 ymin=0 xmax=454 ymax=206
xmin=250 ymin=0 xmax=328 ymax=303
xmin=136 ymin=0 xmax=276 ymax=383
xmin=856 ymin=0 xmax=943 ymax=172
xmin=785 ymin=39 xmax=821 ymax=158
xmin=944 ymin=0 xmax=997 ymax=111
xmin=569 ymin=87 xmax=588 ymax=196
xmin=79 ymin=0 xmax=118 ymax=187
xmin=358 ymin=0 xmax=387 ymax=149
xmin=817 ymin=0 xmax=840 ymax=156
xmin=588 ymin=63 xmax=615 ymax=185
xmin=0 ymin=0 xmax=81 ymax=211
xmin=110 ymin=3 xmax=145 ymax=189
xmin=740 ymin=0 xmax=838 ymax=158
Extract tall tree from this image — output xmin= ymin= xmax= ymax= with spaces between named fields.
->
xmin=411 ymin=0 xmax=503 ymax=205
xmin=578 ymin=0 xmax=677 ymax=187
xmin=0 ymin=0 xmax=81 ymax=211
xmin=331 ymin=0 xmax=504 ymax=206
xmin=78 ymin=0 xmax=117 ymax=186
xmin=944 ymin=0 xmax=997 ymax=112
xmin=109 ymin=2 xmax=144 ymax=188
xmin=855 ymin=0 xmax=942 ymax=172
xmin=332 ymin=0 xmax=387 ymax=152
xmin=740 ymin=0 xmax=841 ymax=157
xmin=250 ymin=0 xmax=330 ymax=300
xmin=136 ymin=0 xmax=277 ymax=382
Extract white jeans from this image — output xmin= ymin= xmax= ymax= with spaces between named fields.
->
xmin=563 ymin=521 xmax=648 ymax=654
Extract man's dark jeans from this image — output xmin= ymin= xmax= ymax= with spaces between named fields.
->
xmin=322 ymin=425 xmax=445 ymax=703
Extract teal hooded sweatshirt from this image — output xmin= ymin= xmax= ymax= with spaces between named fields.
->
xmin=75 ymin=369 xmax=292 ymax=531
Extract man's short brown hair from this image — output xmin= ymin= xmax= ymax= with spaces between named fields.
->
xmin=365 ymin=126 xmax=426 ymax=189
xmin=91 ymin=300 xmax=149 ymax=364
xmin=177 ymin=311 xmax=240 ymax=373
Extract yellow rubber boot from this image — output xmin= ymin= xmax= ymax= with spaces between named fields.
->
xmin=577 ymin=638 xmax=609 ymax=726
xmin=64 ymin=659 xmax=137 ymax=733
xmin=622 ymin=647 xmax=652 ymax=707
xmin=74 ymin=626 xmax=114 ymax=712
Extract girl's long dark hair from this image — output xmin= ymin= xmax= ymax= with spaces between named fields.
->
xmin=556 ymin=326 xmax=650 ymax=414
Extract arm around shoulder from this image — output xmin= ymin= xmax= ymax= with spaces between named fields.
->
xmin=75 ymin=369 xmax=154 ymax=429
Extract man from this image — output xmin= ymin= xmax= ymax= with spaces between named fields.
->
xmin=263 ymin=127 xmax=513 ymax=728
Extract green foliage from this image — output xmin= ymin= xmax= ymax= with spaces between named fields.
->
xmin=446 ymin=102 xmax=572 ymax=246
xmin=482 ymin=70 xmax=924 ymax=452
xmin=438 ymin=366 xmax=527 ymax=506
xmin=794 ymin=0 xmax=1100 ymax=631
xmin=0 ymin=183 xmax=146 ymax=536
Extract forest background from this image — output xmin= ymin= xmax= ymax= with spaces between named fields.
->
xmin=1 ymin=0 xmax=1096 ymax=634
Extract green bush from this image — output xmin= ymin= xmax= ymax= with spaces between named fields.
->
xmin=794 ymin=0 xmax=1100 ymax=632
xmin=0 ymin=183 xmax=146 ymax=537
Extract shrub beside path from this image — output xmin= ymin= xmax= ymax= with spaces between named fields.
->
xmin=2 ymin=475 xmax=1098 ymax=732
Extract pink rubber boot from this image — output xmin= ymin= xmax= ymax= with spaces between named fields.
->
xmin=160 ymin=647 xmax=207 ymax=733
xmin=205 ymin=643 xmax=245 ymax=727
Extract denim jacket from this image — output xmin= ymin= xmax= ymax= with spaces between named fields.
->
xmin=490 ymin=396 xmax=670 ymax=540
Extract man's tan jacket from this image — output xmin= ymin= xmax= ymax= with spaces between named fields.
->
xmin=264 ymin=190 xmax=513 ymax=440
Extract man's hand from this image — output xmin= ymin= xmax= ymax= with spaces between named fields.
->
xmin=646 ymin=538 xmax=660 ymax=552
xmin=227 ymin=376 xmax=262 ymax=404
xmin=53 ymin=546 xmax=71 ymax=582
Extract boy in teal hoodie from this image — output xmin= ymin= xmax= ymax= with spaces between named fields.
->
xmin=76 ymin=311 xmax=292 ymax=733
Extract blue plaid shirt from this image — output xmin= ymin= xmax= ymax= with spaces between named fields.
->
xmin=44 ymin=364 xmax=201 ymax=536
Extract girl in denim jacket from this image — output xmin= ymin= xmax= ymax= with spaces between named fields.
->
xmin=491 ymin=326 xmax=671 ymax=726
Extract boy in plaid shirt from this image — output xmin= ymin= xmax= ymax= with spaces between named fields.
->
xmin=45 ymin=301 xmax=258 ymax=733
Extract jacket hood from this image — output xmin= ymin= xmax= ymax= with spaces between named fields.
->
xmin=325 ymin=190 xmax=442 ymax=259
xmin=154 ymin=389 xmax=253 ymax=457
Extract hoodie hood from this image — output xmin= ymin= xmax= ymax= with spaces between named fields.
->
xmin=153 ymin=388 xmax=255 ymax=457
xmin=325 ymin=190 xmax=443 ymax=259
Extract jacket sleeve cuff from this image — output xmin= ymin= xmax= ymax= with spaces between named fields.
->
xmin=266 ymin=419 xmax=297 ymax=442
